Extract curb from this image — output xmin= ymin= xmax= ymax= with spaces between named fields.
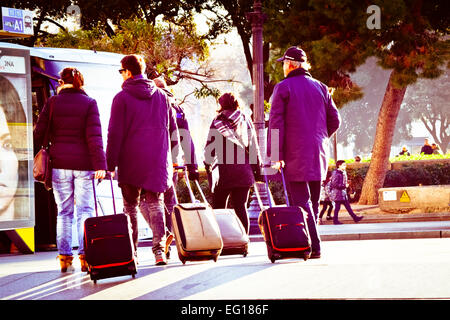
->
xmin=249 ymin=221 xmax=450 ymax=242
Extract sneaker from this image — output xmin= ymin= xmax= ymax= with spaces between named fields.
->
xmin=165 ymin=232 xmax=174 ymax=255
xmin=354 ymin=216 xmax=364 ymax=223
xmin=155 ymin=251 xmax=167 ymax=266
xmin=310 ymin=251 xmax=321 ymax=259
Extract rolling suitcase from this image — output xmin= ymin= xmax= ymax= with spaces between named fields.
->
xmin=171 ymin=167 xmax=223 ymax=264
xmin=195 ymin=180 xmax=249 ymax=257
xmin=256 ymin=167 xmax=311 ymax=263
xmin=211 ymin=209 xmax=249 ymax=257
xmin=84 ymin=174 xmax=137 ymax=283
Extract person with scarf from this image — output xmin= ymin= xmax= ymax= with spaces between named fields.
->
xmin=204 ymin=93 xmax=262 ymax=234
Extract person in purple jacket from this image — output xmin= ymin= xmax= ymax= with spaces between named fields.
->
xmin=34 ymin=67 xmax=106 ymax=272
xmin=267 ymin=46 xmax=341 ymax=259
xmin=330 ymin=160 xmax=364 ymax=225
xmin=106 ymin=55 xmax=179 ymax=266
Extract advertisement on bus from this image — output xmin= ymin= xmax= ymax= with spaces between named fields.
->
xmin=0 ymin=45 xmax=34 ymax=231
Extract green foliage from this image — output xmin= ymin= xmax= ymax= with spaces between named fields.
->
xmin=194 ymin=85 xmax=221 ymax=100
xmin=347 ymin=162 xmax=449 ymax=202
xmin=39 ymin=18 xmax=209 ymax=85
xmin=390 ymin=153 xmax=450 ymax=162
xmin=384 ymin=163 xmax=450 ymax=187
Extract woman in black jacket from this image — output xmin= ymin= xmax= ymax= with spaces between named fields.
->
xmin=204 ymin=93 xmax=261 ymax=234
xmin=34 ymin=67 xmax=106 ymax=272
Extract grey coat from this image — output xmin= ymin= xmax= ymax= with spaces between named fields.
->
xmin=267 ymin=68 xmax=341 ymax=182
xmin=330 ymin=169 xmax=348 ymax=202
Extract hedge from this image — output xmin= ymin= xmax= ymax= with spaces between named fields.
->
xmin=175 ymin=161 xmax=450 ymax=206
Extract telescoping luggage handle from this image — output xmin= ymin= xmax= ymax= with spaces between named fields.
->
xmin=254 ymin=165 xmax=290 ymax=209
xmin=91 ymin=172 xmax=117 ymax=217
xmin=173 ymin=165 xmax=199 ymax=205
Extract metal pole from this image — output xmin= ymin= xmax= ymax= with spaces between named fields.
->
xmin=246 ymin=0 xmax=269 ymax=234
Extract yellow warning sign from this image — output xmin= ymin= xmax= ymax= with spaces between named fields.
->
xmin=400 ymin=191 xmax=410 ymax=202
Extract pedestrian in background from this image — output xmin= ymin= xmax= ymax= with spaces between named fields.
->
xmin=34 ymin=67 xmax=106 ymax=272
xmin=330 ymin=160 xmax=363 ymax=225
xmin=106 ymin=55 xmax=179 ymax=265
xmin=319 ymin=171 xmax=333 ymax=224
xmin=204 ymin=93 xmax=262 ymax=234
xmin=153 ymin=76 xmax=199 ymax=258
xmin=398 ymin=146 xmax=410 ymax=156
xmin=431 ymin=143 xmax=442 ymax=155
xmin=420 ymin=138 xmax=433 ymax=155
xmin=267 ymin=46 xmax=341 ymax=258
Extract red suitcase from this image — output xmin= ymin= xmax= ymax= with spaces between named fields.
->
xmin=256 ymin=167 xmax=311 ymax=263
xmin=84 ymin=175 xmax=137 ymax=283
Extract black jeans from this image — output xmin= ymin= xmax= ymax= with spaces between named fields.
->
xmin=212 ymin=186 xmax=251 ymax=234
xmin=287 ymin=181 xmax=322 ymax=253
xmin=333 ymin=199 xmax=358 ymax=223
xmin=319 ymin=200 xmax=334 ymax=219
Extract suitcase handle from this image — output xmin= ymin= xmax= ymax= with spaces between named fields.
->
xmin=91 ymin=172 xmax=117 ymax=217
xmin=261 ymin=165 xmax=290 ymax=208
xmin=173 ymin=165 xmax=197 ymax=204
xmin=194 ymin=180 xmax=208 ymax=204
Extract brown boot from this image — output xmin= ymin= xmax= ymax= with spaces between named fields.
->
xmin=57 ymin=255 xmax=74 ymax=272
xmin=79 ymin=254 xmax=89 ymax=272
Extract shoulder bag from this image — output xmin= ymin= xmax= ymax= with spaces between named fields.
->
xmin=33 ymin=98 xmax=54 ymax=190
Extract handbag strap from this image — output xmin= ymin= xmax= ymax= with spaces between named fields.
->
xmin=41 ymin=97 xmax=55 ymax=148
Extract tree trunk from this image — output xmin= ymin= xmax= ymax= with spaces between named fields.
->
xmin=358 ymin=71 xmax=407 ymax=204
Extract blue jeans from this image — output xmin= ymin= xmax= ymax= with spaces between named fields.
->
xmin=52 ymin=169 xmax=95 ymax=255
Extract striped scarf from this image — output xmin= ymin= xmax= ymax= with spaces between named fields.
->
xmin=211 ymin=109 xmax=249 ymax=149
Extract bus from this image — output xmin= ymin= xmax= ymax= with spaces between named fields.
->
xmin=0 ymin=42 xmax=152 ymax=253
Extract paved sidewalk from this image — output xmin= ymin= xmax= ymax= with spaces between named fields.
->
xmin=320 ymin=203 xmax=450 ymax=224
xmin=247 ymin=204 xmax=450 ymax=242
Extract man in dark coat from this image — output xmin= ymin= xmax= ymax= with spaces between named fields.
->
xmin=106 ymin=54 xmax=179 ymax=265
xmin=267 ymin=46 xmax=341 ymax=259
xmin=420 ymin=138 xmax=433 ymax=155
xmin=153 ymin=76 xmax=199 ymax=258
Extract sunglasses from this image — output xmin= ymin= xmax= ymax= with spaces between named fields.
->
xmin=118 ymin=68 xmax=127 ymax=74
